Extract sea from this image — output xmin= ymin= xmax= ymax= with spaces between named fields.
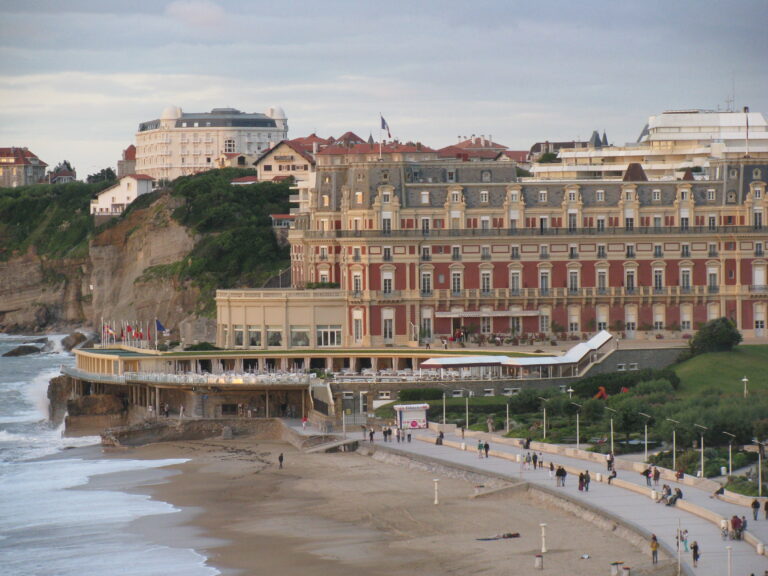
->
xmin=0 ymin=334 xmax=218 ymax=576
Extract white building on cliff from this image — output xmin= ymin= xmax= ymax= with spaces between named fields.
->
xmin=90 ymin=174 xmax=154 ymax=221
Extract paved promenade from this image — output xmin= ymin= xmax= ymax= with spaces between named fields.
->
xmin=385 ymin=428 xmax=768 ymax=576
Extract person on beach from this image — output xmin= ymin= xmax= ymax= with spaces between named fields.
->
xmin=278 ymin=453 xmax=284 ymax=469
xmin=650 ymin=534 xmax=659 ymax=564
xmin=691 ymin=541 xmax=699 ymax=567
xmin=483 ymin=441 xmax=490 ymax=458
xmin=752 ymin=498 xmax=760 ymax=520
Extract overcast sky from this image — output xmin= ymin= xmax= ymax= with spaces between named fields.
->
xmin=1 ymin=0 xmax=767 ymax=176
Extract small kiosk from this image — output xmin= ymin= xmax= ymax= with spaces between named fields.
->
xmin=394 ymin=403 xmax=429 ymax=429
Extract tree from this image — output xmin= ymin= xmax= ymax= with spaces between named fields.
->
xmin=87 ymin=167 xmax=117 ymax=184
xmin=538 ymin=152 xmax=560 ymax=163
xmin=54 ymin=160 xmax=74 ymax=172
xmin=689 ymin=317 xmax=742 ymax=356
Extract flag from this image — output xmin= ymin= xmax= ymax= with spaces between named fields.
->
xmin=155 ymin=319 xmax=166 ymax=333
xmin=380 ymin=115 xmax=391 ymax=139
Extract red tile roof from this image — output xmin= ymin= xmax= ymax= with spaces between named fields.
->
xmin=123 ymin=174 xmax=154 ymax=181
xmin=437 ymin=145 xmax=497 ymax=160
xmin=317 ymin=142 xmax=435 ymax=156
xmin=272 ymin=175 xmax=292 ymax=181
xmin=123 ymin=145 xmax=136 ymax=161
xmin=230 ymin=175 xmax=260 ymax=183
xmin=455 ymin=137 xmax=507 ymax=150
xmin=498 ymin=150 xmax=528 ymax=162
xmin=255 ymin=140 xmax=315 ymax=165
xmin=0 ymin=147 xmax=47 ymax=167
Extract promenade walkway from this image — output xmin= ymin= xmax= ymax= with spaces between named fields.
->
xmin=288 ymin=419 xmax=768 ymax=576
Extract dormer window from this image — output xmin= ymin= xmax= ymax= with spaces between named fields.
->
xmin=539 ymin=190 xmax=547 ymax=203
xmin=652 ymin=189 xmax=661 ymax=201
xmin=421 ymin=190 xmax=430 ymax=204
xmin=568 ymin=191 xmax=576 ymax=202
xmin=322 ymin=195 xmax=330 ymax=207
xmin=625 ymin=191 xmax=633 ymax=201
xmin=756 ymin=188 xmax=763 ymax=199
xmin=707 ymin=189 xmax=715 ymax=201
xmin=382 ymin=192 xmax=390 ymax=203
xmin=680 ymin=191 xmax=688 ymax=201
xmin=452 ymin=191 xmax=461 ymax=203
xmin=447 ymin=170 xmax=456 ymax=183
xmin=510 ymin=192 xmax=518 ymax=202
xmin=480 ymin=190 xmax=489 ymax=203
xmin=355 ymin=192 xmax=363 ymax=205
xmin=381 ymin=171 xmax=389 ymax=182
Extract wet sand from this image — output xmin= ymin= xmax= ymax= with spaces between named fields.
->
xmin=87 ymin=438 xmax=670 ymax=576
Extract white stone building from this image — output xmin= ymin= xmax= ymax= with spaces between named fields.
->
xmin=90 ymin=174 xmax=154 ymax=218
xmin=134 ymin=106 xmax=288 ymax=181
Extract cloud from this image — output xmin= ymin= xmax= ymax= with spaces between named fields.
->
xmin=165 ymin=0 xmax=226 ymax=29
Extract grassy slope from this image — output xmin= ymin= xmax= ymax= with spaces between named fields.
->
xmin=673 ymin=344 xmax=768 ymax=399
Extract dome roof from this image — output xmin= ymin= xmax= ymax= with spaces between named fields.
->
xmin=160 ymin=106 xmax=182 ymax=120
xmin=266 ymin=106 xmax=286 ymax=120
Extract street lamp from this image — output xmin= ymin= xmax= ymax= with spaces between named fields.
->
xmin=742 ymin=376 xmax=749 ymax=399
xmin=722 ymin=431 xmax=736 ymax=477
xmin=538 ymin=397 xmax=548 ymax=440
xmin=567 ymin=386 xmax=574 ymax=399
xmin=694 ymin=424 xmax=708 ymax=478
xmin=433 ymin=478 xmax=440 ymax=505
xmin=726 ymin=545 xmax=732 ymax=576
xmin=442 ymin=392 xmax=446 ymax=426
xmin=639 ymin=412 xmax=652 ymax=462
xmin=753 ymin=439 xmax=765 ymax=497
xmin=605 ymin=407 xmax=617 ymax=455
xmin=666 ymin=418 xmax=680 ymax=472
xmin=571 ymin=402 xmax=582 ymax=451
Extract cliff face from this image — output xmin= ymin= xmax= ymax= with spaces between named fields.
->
xmin=0 ymin=193 xmax=215 ymax=341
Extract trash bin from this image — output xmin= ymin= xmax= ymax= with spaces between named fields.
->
xmin=721 ymin=466 xmax=727 ymax=476
xmin=595 ymin=472 xmax=602 ymax=482
xmin=621 ymin=567 xmax=631 ymax=575
xmin=461 ymin=442 xmax=466 ymax=451
xmin=651 ymin=490 xmax=658 ymax=501
xmin=757 ymin=542 xmax=764 ymax=555
xmin=534 ymin=554 xmax=543 ymax=569
xmin=610 ymin=562 xmax=624 ymax=576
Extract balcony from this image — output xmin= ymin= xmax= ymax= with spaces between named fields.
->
xmin=289 ymin=194 xmax=301 ymax=203
xmin=352 ymin=255 xmax=361 ymax=262
xmin=451 ymin=290 xmax=463 ymax=297
xmin=681 ymin=249 xmax=690 ymax=257
xmin=569 ymin=252 xmax=579 ymax=259
xmin=749 ymin=285 xmax=768 ymax=293
xmin=539 ymin=288 xmax=551 ymax=296
xmin=481 ymin=253 xmax=492 ymax=260
xmin=510 ymin=252 xmax=520 ymax=260
xmin=318 ymin=254 xmax=328 ymax=261
xmin=707 ymin=285 xmax=719 ymax=294
xmin=480 ymin=289 xmax=494 ymax=297
xmin=420 ymin=254 xmax=432 ymax=261
xmin=539 ymin=253 xmax=549 ymax=260
xmin=708 ymin=251 xmax=718 ymax=258
xmin=382 ymin=254 xmax=393 ymax=262
xmin=420 ymin=290 xmax=434 ymax=297
xmin=451 ymin=254 xmax=462 ymax=261
xmin=377 ymin=290 xmax=402 ymax=300
xmin=625 ymin=287 xmax=637 ymax=295
xmin=756 ymin=249 xmax=765 ymax=257
xmin=654 ymin=250 xmax=663 ymax=258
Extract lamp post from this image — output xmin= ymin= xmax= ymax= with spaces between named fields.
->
xmin=466 ymin=394 xmax=470 ymax=433
xmin=694 ymin=424 xmax=708 ymax=479
xmin=571 ymin=402 xmax=582 ymax=451
xmin=742 ymin=375 xmax=749 ymax=399
xmin=567 ymin=386 xmax=574 ymax=399
xmin=538 ymin=397 xmax=548 ymax=440
xmin=666 ymin=418 xmax=680 ymax=472
xmin=753 ymin=439 xmax=765 ymax=497
xmin=605 ymin=407 xmax=617 ymax=455
xmin=726 ymin=545 xmax=732 ymax=576
xmin=540 ymin=523 xmax=547 ymax=553
xmin=639 ymin=412 xmax=652 ymax=462
xmin=442 ymin=392 xmax=446 ymax=426
xmin=722 ymin=431 xmax=736 ymax=477
xmin=433 ymin=478 xmax=440 ymax=505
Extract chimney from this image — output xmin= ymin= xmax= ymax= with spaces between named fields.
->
xmin=313 ymin=142 xmax=318 ymax=154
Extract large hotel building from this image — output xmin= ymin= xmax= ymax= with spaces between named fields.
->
xmin=216 ymin=138 xmax=768 ymax=351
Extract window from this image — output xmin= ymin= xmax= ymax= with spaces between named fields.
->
xmin=353 ymin=317 xmax=363 ymax=343
xmin=451 ymin=271 xmax=462 ymax=294
xmin=233 ymin=325 xmax=244 ymax=346
xmin=708 ymin=216 xmax=716 ymax=230
xmin=653 ymin=216 xmax=662 ymax=230
xmin=383 ymin=247 xmax=392 ymax=261
xmin=680 ymin=217 xmax=689 ymax=231
xmin=421 ymin=190 xmax=430 ymax=204
xmin=420 ymin=316 xmax=432 ymax=339
xmin=681 ymin=244 xmax=690 ymax=257
xmin=353 ymin=247 xmax=361 ymax=261
xmin=626 ymin=244 xmax=635 ymax=258
xmin=540 ymin=245 xmax=549 ymax=259
xmin=420 ymin=272 xmax=432 ymax=295
xmin=596 ymin=217 xmax=605 ymax=232
xmin=224 ymin=139 xmax=235 ymax=153
xmin=510 ymin=271 xmax=521 ymax=293
xmin=755 ymin=188 xmax=763 ymax=199
xmin=568 ymin=271 xmax=579 ymax=292
xmin=447 ymin=170 xmax=456 ymax=183
xmin=596 ymin=190 xmax=604 ymax=202
xmin=266 ymin=326 xmax=283 ymax=347
xmin=626 ymin=270 xmax=636 ymax=291
xmin=708 ymin=242 xmax=717 ymax=257
xmin=355 ymin=191 xmax=363 ymax=204
xmin=480 ymin=316 xmax=491 ymax=334
xmin=654 ymin=269 xmax=664 ymax=291
xmin=680 ymin=269 xmax=691 ymax=290
xmin=680 ymin=191 xmax=688 ymax=201
xmin=481 ymin=271 xmax=492 ymax=293
xmin=568 ymin=213 xmax=577 ymax=231
xmin=625 ymin=217 xmax=634 ymax=231
xmin=289 ymin=326 xmax=310 ymax=347
xmin=653 ymin=189 xmax=661 ymax=201
xmin=382 ymin=217 xmax=391 ymax=233
xmin=421 ymin=246 xmax=431 ymax=261
xmin=315 ymin=324 xmax=341 ymax=347
xmin=569 ymin=245 xmax=578 ymax=259
xmin=510 ymin=192 xmax=518 ymax=202
xmin=421 ymin=218 xmax=430 ymax=234
xmin=539 ymin=190 xmax=547 ymax=203
xmin=539 ymin=271 xmax=549 ymax=292
xmin=707 ymin=189 xmax=715 ymax=201
xmin=383 ymin=318 xmax=394 ymax=341
xmin=539 ymin=314 xmax=550 ymax=333
xmin=452 ymin=246 xmax=461 ymax=261
xmin=481 ymin=217 xmax=490 ymax=230
xmin=247 ymin=325 xmax=261 ymax=347
xmin=481 ymin=246 xmax=491 ymax=260
xmin=451 ymin=191 xmax=461 ymax=203
xmin=510 ymin=245 xmax=520 ymax=259
xmin=568 ymin=191 xmax=576 ymax=201
xmin=322 ymin=195 xmax=330 ymax=207
xmin=597 ymin=244 xmax=606 ymax=258
xmin=382 ymin=274 xmax=393 ymax=294
xmin=597 ymin=271 xmax=607 ymax=293
xmin=480 ymin=190 xmax=489 ymax=203
xmin=352 ymin=273 xmax=362 ymax=293
xmin=625 ymin=191 xmax=633 ymax=201
xmin=654 ymin=244 xmax=663 ymax=257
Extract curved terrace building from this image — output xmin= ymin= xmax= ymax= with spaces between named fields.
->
xmin=135 ymin=105 xmax=288 ymax=181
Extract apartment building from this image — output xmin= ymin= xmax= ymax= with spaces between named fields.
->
xmin=134 ymin=106 xmax=288 ymax=181
xmin=216 ymin=146 xmax=768 ymax=351
xmin=0 ymin=147 xmax=47 ymax=187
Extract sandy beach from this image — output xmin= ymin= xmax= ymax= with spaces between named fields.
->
xmin=85 ymin=437 xmax=672 ymax=576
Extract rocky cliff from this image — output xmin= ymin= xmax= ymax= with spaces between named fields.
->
xmin=0 ymin=193 xmax=214 ymax=341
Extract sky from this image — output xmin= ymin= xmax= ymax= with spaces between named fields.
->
xmin=1 ymin=0 xmax=767 ymax=177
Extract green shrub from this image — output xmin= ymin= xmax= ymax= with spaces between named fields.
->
xmin=399 ymin=388 xmax=443 ymax=401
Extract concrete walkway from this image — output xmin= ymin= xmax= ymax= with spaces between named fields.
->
xmin=288 ymin=419 xmax=768 ymax=576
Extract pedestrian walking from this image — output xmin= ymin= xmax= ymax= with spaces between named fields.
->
xmin=765 ymin=498 xmax=768 ymax=520
xmin=483 ymin=441 xmax=490 ymax=458
xmin=369 ymin=429 xmax=374 ymax=442
xmin=642 ymin=467 xmax=652 ymax=487
xmin=549 ymin=461 xmax=554 ymax=479
xmin=752 ymin=498 xmax=760 ymax=521
xmin=532 ymin=452 xmax=538 ymax=469
xmin=681 ymin=529 xmax=689 ymax=552
xmin=650 ymin=534 xmax=659 ymax=564
xmin=578 ymin=472 xmax=585 ymax=491
xmin=652 ymin=466 xmax=660 ymax=487
xmin=278 ymin=453 xmax=284 ymax=469
xmin=691 ymin=541 xmax=699 ymax=567
xmin=584 ymin=470 xmax=591 ymax=492
xmin=477 ymin=439 xmax=484 ymax=459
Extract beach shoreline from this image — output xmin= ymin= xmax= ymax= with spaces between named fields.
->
xmin=70 ymin=437 xmax=671 ymax=576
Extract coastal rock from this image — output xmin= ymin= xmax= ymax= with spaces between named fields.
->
xmin=2 ymin=345 xmax=43 ymax=357
xmin=61 ymin=332 xmax=87 ymax=351
xmin=25 ymin=337 xmax=49 ymax=344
